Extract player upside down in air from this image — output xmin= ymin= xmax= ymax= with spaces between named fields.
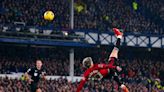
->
xmin=76 ymin=28 xmax=129 ymax=92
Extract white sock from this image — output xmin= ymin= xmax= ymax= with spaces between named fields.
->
xmin=117 ymin=35 xmax=122 ymax=39
xmin=121 ymin=84 xmax=125 ymax=89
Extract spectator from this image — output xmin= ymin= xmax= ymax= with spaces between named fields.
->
xmin=1 ymin=0 xmax=163 ymax=34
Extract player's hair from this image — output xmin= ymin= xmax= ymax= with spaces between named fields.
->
xmin=82 ymin=57 xmax=93 ymax=68
xmin=36 ymin=59 xmax=43 ymax=63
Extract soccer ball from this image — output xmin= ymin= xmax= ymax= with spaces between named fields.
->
xmin=44 ymin=11 xmax=55 ymax=21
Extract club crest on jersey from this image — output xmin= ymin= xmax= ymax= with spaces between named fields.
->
xmin=88 ymin=70 xmax=103 ymax=81
xmin=34 ymin=73 xmax=38 ymax=76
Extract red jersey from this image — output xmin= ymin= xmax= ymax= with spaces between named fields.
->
xmin=76 ymin=63 xmax=116 ymax=92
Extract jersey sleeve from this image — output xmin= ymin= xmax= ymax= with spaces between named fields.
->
xmin=94 ymin=64 xmax=116 ymax=70
xmin=76 ymin=69 xmax=90 ymax=92
xmin=26 ymin=68 xmax=33 ymax=76
xmin=76 ymin=77 xmax=87 ymax=92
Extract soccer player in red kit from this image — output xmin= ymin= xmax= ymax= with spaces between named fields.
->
xmin=76 ymin=28 xmax=129 ymax=92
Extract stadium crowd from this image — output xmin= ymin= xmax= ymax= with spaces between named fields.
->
xmin=0 ymin=56 xmax=163 ymax=81
xmin=0 ymin=0 xmax=164 ymax=91
xmin=1 ymin=0 xmax=70 ymax=28
xmin=0 ymin=45 xmax=163 ymax=91
xmin=1 ymin=0 xmax=163 ymax=34
xmin=74 ymin=0 xmax=163 ymax=34
xmin=0 ymin=76 xmax=163 ymax=92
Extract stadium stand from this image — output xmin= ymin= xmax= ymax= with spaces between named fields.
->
xmin=1 ymin=0 xmax=70 ymax=28
xmin=0 ymin=0 xmax=163 ymax=91
xmin=0 ymin=45 xmax=163 ymax=91
xmin=0 ymin=75 xmax=163 ymax=91
xmin=1 ymin=0 xmax=163 ymax=34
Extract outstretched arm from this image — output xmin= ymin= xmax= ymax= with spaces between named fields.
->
xmin=76 ymin=69 xmax=90 ymax=92
xmin=96 ymin=64 xmax=116 ymax=69
xmin=76 ymin=77 xmax=87 ymax=92
xmin=95 ymin=64 xmax=122 ymax=72
xmin=25 ymin=68 xmax=34 ymax=84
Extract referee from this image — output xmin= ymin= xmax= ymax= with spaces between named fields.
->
xmin=25 ymin=60 xmax=46 ymax=92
